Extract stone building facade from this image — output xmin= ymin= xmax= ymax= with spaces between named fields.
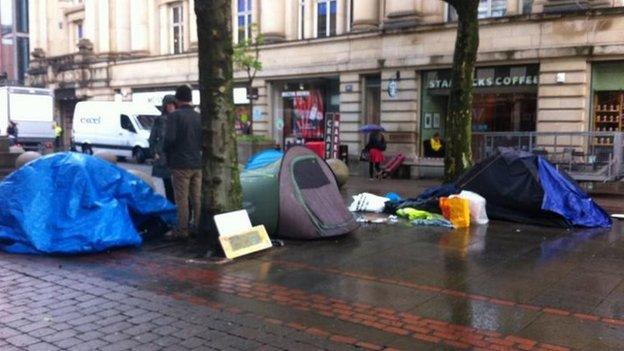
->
xmin=27 ymin=0 xmax=624 ymax=166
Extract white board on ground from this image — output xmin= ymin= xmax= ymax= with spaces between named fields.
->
xmin=214 ymin=210 xmax=253 ymax=237
xmin=214 ymin=210 xmax=272 ymax=259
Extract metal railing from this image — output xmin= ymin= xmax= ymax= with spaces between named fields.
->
xmin=472 ymin=131 xmax=624 ymax=182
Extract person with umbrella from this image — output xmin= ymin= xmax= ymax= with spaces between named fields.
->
xmin=361 ymin=124 xmax=386 ymax=180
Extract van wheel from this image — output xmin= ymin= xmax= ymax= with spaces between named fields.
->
xmin=81 ymin=143 xmax=93 ymax=155
xmin=133 ymin=147 xmax=147 ymax=164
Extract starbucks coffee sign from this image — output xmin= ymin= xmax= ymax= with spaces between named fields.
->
xmin=428 ymin=75 xmax=539 ymax=89
xmin=425 ymin=65 xmax=540 ymax=90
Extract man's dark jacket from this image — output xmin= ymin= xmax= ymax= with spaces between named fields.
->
xmin=149 ymin=113 xmax=170 ymax=178
xmin=164 ymin=105 xmax=202 ymax=170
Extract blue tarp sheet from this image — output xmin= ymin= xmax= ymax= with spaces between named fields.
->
xmin=245 ymin=149 xmax=283 ymax=171
xmin=538 ymin=157 xmax=612 ymax=228
xmin=0 ymin=152 xmax=177 ymax=254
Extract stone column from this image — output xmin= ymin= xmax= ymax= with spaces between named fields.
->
xmin=97 ymin=0 xmax=111 ymax=53
xmin=159 ymin=4 xmax=169 ymax=55
xmin=130 ymin=0 xmax=149 ymax=53
xmin=304 ymin=0 xmax=314 ymax=39
xmin=113 ymin=0 xmax=131 ymax=53
xmin=260 ymin=0 xmax=286 ymax=43
xmin=84 ymin=0 xmax=97 ymax=47
xmin=147 ymin=0 xmax=158 ymax=55
xmin=351 ymin=0 xmax=379 ymax=31
xmin=28 ymin=0 xmax=43 ymax=51
xmin=189 ymin=0 xmax=198 ymax=49
xmin=336 ymin=0 xmax=345 ymax=35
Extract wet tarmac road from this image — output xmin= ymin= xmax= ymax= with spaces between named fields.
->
xmin=3 ymin=175 xmax=624 ymax=350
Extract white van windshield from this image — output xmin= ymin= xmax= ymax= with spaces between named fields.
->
xmin=135 ymin=115 xmax=157 ymax=130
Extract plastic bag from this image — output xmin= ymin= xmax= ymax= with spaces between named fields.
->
xmin=444 ymin=196 xmax=470 ymax=228
xmin=459 ymin=190 xmax=489 ymax=225
xmin=439 ymin=197 xmax=451 ymax=219
xmin=349 ymin=193 xmax=390 ymax=213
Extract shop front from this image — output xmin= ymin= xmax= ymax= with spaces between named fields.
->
xmin=274 ymin=78 xmax=340 ymax=153
xmin=420 ymin=65 xmax=539 ymax=157
xmin=591 ymin=62 xmax=624 ymax=146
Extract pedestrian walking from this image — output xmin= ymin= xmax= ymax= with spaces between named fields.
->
xmin=149 ymin=95 xmax=176 ymax=203
xmin=366 ymin=130 xmax=386 ymax=180
xmin=6 ymin=121 xmax=18 ymax=146
xmin=165 ymin=85 xmax=202 ymax=241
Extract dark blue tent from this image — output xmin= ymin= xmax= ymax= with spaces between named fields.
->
xmin=0 ymin=152 xmax=177 ymax=254
xmin=455 ymin=150 xmax=611 ymax=228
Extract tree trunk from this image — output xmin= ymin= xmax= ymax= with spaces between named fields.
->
xmin=195 ymin=0 xmax=242 ymax=247
xmin=443 ymin=0 xmax=480 ymax=182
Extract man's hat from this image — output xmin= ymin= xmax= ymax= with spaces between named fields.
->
xmin=162 ymin=94 xmax=176 ymax=106
xmin=175 ymin=85 xmax=193 ymax=103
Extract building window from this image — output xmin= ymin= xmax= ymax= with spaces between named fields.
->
xmin=16 ymin=36 xmax=28 ymax=82
xmin=15 ymin=0 xmax=28 ymax=33
xmin=317 ymin=0 xmax=336 ymax=38
xmin=76 ymin=21 xmax=83 ymax=40
xmin=1 ymin=0 xmax=14 ymax=37
xmin=298 ymin=0 xmax=305 ymax=39
xmin=171 ymin=3 xmax=184 ymax=54
xmin=1 ymin=0 xmax=29 ymax=84
xmin=521 ymin=0 xmax=533 ymax=14
xmin=237 ymin=0 xmax=252 ymax=43
xmin=447 ymin=0 xmax=507 ymax=21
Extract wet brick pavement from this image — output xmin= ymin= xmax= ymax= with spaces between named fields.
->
xmin=0 ymin=258 xmax=361 ymax=351
xmin=2 ymin=175 xmax=624 ymax=350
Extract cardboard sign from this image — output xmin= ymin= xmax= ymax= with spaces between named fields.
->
xmin=219 ymin=225 xmax=272 ymax=259
xmin=214 ymin=210 xmax=272 ymax=259
xmin=324 ymin=112 xmax=340 ymax=159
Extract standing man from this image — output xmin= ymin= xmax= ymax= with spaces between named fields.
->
xmin=149 ymin=95 xmax=176 ymax=203
xmin=165 ymin=85 xmax=202 ymax=240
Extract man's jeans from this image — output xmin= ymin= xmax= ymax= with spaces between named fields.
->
xmin=171 ymin=169 xmax=202 ymax=237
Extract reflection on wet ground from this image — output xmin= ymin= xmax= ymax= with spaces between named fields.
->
xmin=5 ymin=176 xmax=624 ymax=350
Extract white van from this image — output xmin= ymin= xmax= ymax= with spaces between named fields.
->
xmin=0 ymin=86 xmax=56 ymax=150
xmin=72 ymin=101 xmax=160 ymax=163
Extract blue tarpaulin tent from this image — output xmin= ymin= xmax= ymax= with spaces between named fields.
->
xmin=0 ymin=152 xmax=177 ymax=254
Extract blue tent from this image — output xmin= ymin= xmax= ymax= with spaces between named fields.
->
xmin=538 ymin=158 xmax=611 ymax=228
xmin=0 ymin=152 xmax=177 ymax=254
xmin=245 ymin=149 xmax=283 ymax=171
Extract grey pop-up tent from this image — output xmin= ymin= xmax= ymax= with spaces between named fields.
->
xmin=241 ymin=146 xmax=359 ymax=239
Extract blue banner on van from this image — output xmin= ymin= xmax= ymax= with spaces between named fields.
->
xmin=0 ymin=152 xmax=177 ymax=254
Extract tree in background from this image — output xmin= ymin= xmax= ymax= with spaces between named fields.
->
xmin=233 ymin=24 xmax=264 ymax=135
xmin=441 ymin=0 xmax=480 ymax=181
xmin=195 ymin=0 xmax=242 ymax=254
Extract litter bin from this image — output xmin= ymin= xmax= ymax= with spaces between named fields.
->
xmin=339 ymin=145 xmax=349 ymax=165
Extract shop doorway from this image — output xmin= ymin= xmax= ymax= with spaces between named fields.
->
xmin=275 ymin=78 xmax=340 ymax=149
xmin=363 ymin=75 xmax=381 ymax=125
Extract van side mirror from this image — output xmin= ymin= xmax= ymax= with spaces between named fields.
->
xmin=120 ymin=114 xmax=137 ymax=133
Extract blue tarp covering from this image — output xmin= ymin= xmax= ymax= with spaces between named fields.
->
xmin=0 ymin=152 xmax=177 ymax=254
xmin=538 ymin=157 xmax=612 ymax=228
xmin=245 ymin=149 xmax=283 ymax=171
